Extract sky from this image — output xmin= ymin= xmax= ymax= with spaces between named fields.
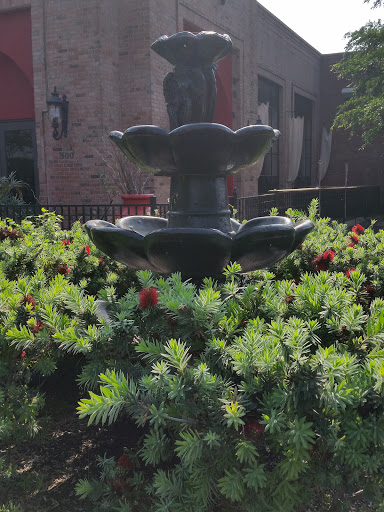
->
xmin=256 ymin=0 xmax=380 ymax=53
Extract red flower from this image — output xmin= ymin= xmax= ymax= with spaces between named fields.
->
xmin=365 ymin=285 xmax=374 ymax=297
xmin=81 ymin=245 xmax=91 ymax=256
xmin=21 ymin=295 xmax=36 ymax=308
xmin=352 ymin=224 xmax=365 ymax=235
xmin=62 ymin=239 xmax=71 ymax=246
xmin=0 ymin=228 xmax=22 ymax=241
xmin=323 ymin=250 xmax=335 ymax=262
xmin=58 ymin=264 xmax=70 ymax=274
xmin=98 ymin=257 xmax=105 ymax=266
xmin=117 ymin=454 xmax=133 ymax=471
xmin=347 ymin=242 xmax=355 ymax=248
xmin=17 ymin=351 xmax=26 ymax=359
xmin=139 ymin=287 xmax=159 ymax=309
xmin=313 ymin=250 xmax=335 ymax=271
xmin=32 ymin=320 xmax=44 ymax=334
xmin=244 ymin=419 xmax=265 ymax=437
xmin=345 ymin=268 xmax=356 ymax=279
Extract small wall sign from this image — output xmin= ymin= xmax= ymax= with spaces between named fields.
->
xmin=59 ymin=151 xmax=75 ymax=159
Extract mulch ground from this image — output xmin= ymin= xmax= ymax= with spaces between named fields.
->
xmin=0 ymin=407 xmax=140 ymax=512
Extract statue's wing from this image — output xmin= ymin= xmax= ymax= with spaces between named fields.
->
xmin=203 ymin=66 xmax=217 ymax=122
xmin=164 ymin=70 xmax=192 ymax=129
xmin=164 ymin=71 xmax=181 ymax=130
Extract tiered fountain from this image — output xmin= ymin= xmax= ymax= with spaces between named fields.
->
xmin=86 ymin=31 xmax=313 ymax=277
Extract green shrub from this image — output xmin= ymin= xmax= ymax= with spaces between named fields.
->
xmin=0 ymin=210 xmax=137 ymax=441
xmin=77 ymin=262 xmax=384 ymax=511
xmin=3 ymin=202 xmax=384 ymax=510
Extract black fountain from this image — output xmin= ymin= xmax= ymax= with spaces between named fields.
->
xmin=85 ymin=31 xmax=314 ymax=278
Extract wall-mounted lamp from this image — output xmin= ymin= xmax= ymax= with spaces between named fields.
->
xmin=47 ymin=87 xmax=69 ymax=140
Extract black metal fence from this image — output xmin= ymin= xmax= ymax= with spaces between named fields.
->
xmin=230 ymin=186 xmax=381 ymax=222
xmin=0 ymin=186 xmax=381 ymax=229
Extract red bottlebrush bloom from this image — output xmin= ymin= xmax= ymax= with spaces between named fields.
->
xmin=345 ymin=268 xmax=356 ymax=279
xmin=139 ymin=287 xmax=159 ymax=309
xmin=8 ymin=229 xmax=22 ymax=240
xmin=17 ymin=351 xmax=26 ymax=359
xmin=32 ymin=320 xmax=44 ymax=334
xmin=347 ymin=242 xmax=355 ymax=248
xmin=366 ymin=285 xmax=374 ymax=297
xmin=349 ymin=234 xmax=359 ymax=245
xmin=313 ymin=250 xmax=335 ymax=271
xmin=323 ymin=250 xmax=335 ymax=262
xmin=244 ymin=419 xmax=265 ymax=437
xmin=0 ymin=228 xmax=21 ymax=241
xmin=58 ymin=264 xmax=70 ymax=274
xmin=81 ymin=245 xmax=91 ymax=256
xmin=21 ymin=294 xmax=36 ymax=308
xmin=62 ymin=239 xmax=71 ymax=246
xmin=117 ymin=454 xmax=133 ymax=471
xmin=352 ymin=224 xmax=365 ymax=235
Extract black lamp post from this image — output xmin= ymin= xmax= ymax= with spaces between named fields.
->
xmin=47 ymin=87 xmax=69 ymax=140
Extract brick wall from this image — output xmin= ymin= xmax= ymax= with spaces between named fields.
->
xmin=3 ymin=0 xmax=378 ymax=206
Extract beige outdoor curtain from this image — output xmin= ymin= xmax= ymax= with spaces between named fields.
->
xmin=317 ymin=127 xmax=333 ymax=185
xmin=286 ymin=116 xmax=304 ymax=188
xmin=254 ymin=102 xmax=269 ymax=179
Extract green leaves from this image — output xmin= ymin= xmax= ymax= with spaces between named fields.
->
xmin=161 ymin=339 xmax=191 ymax=373
xmin=332 ymin=20 xmax=384 ymax=147
xmin=235 ymin=440 xmax=258 ymax=464
xmin=175 ymin=430 xmax=203 ymax=467
xmin=222 ymin=400 xmax=245 ymax=430
xmin=286 ymin=416 xmax=316 ymax=451
xmin=77 ymin=370 xmax=138 ymax=426
xmin=218 ymin=469 xmax=245 ymax=502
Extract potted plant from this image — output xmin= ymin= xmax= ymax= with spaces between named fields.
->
xmin=97 ymin=134 xmax=153 ymax=215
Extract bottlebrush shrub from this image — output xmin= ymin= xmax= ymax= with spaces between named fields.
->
xmin=77 ymin=265 xmax=384 ymax=511
xmin=0 ymin=210 xmax=138 ymax=295
xmin=0 ymin=210 xmax=137 ymax=441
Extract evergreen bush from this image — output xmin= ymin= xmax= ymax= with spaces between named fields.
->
xmin=74 ymin=203 xmax=384 ymax=511
xmin=2 ymin=202 xmax=384 ymax=510
xmin=0 ymin=210 xmax=137 ymax=441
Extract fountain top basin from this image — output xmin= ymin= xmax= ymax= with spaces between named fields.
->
xmin=110 ymin=122 xmax=280 ymax=177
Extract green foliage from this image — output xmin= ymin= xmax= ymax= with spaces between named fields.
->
xmin=0 ymin=504 xmax=24 ymax=512
xmin=4 ymin=206 xmax=384 ymax=510
xmin=332 ymin=19 xmax=384 ymax=147
xmin=0 ymin=211 xmax=138 ymax=441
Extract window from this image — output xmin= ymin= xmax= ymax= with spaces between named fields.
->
xmin=0 ymin=120 xmax=38 ymax=203
xmin=258 ymin=76 xmax=280 ymax=194
xmin=294 ymin=94 xmax=313 ymax=188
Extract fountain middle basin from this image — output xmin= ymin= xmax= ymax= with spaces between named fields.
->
xmin=85 ymin=123 xmax=313 ymax=277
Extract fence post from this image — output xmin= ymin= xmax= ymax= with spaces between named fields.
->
xmin=150 ymin=195 xmax=157 ymax=216
xmin=232 ymin=187 xmax=238 ymax=211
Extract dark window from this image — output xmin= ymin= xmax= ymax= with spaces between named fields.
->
xmin=258 ymin=76 xmax=280 ymax=194
xmin=0 ymin=120 xmax=38 ymax=203
xmin=294 ymin=94 xmax=313 ymax=188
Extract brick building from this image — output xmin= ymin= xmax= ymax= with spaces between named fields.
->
xmin=0 ymin=0 xmax=382 ymax=205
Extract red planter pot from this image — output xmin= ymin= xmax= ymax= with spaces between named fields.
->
xmin=121 ymin=194 xmax=154 ymax=216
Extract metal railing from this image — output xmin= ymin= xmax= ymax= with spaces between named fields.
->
xmin=230 ymin=186 xmax=381 ymax=222
xmin=0 ymin=186 xmax=381 ymax=229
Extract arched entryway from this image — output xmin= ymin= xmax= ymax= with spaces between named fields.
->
xmin=0 ymin=9 xmax=37 ymax=203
